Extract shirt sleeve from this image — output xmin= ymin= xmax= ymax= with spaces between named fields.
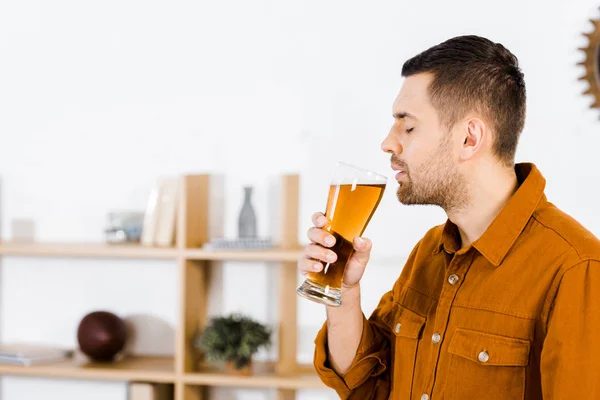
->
xmin=312 ymin=238 xmax=425 ymax=398
xmin=541 ymin=259 xmax=600 ymax=398
xmin=313 ymin=290 xmax=394 ymax=399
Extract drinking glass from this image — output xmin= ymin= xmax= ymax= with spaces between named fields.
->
xmin=296 ymin=162 xmax=387 ymax=306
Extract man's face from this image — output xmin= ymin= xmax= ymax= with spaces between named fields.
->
xmin=381 ymin=73 xmax=467 ymax=211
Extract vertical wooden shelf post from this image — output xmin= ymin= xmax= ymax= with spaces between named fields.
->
xmin=175 ymin=175 xmax=211 ymax=400
xmin=177 ymin=174 xmax=211 ymax=249
xmin=277 ymin=389 xmax=296 ymax=400
xmin=277 ymin=175 xmax=299 ymax=377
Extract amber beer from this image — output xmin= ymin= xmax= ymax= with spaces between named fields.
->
xmin=297 ymin=162 xmax=387 ymax=307
xmin=308 ymin=183 xmax=386 ymax=288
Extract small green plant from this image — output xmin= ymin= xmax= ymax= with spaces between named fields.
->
xmin=194 ymin=313 xmax=272 ymax=369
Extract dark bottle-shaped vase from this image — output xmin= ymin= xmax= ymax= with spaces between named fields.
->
xmin=238 ymin=186 xmax=257 ymax=238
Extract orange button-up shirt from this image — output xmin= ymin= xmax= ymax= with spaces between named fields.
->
xmin=314 ymin=163 xmax=600 ymax=399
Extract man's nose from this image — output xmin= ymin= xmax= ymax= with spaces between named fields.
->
xmin=381 ymin=130 xmax=403 ymax=155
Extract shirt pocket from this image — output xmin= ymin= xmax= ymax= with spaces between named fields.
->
xmin=382 ymin=303 xmax=426 ymax=399
xmin=445 ymin=328 xmax=531 ymax=400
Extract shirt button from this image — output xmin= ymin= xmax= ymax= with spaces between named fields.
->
xmin=448 ymin=274 xmax=460 ymax=285
xmin=478 ymin=351 xmax=490 ymax=363
xmin=432 ymin=333 xmax=441 ymax=343
xmin=421 ymin=394 xmax=429 ymax=400
xmin=394 ymin=323 xmax=401 ymax=333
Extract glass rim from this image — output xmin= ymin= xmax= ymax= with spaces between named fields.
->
xmin=336 ymin=161 xmax=388 ymax=181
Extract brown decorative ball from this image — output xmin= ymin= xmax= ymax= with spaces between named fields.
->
xmin=77 ymin=311 xmax=128 ymax=362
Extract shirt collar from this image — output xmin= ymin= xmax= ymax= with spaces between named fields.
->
xmin=434 ymin=162 xmax=547 ymax=267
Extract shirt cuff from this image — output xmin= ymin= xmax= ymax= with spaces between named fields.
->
xmin=313 ymin=314 xmax=388 ymax=393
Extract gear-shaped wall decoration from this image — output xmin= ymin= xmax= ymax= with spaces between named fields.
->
xmin=578 ymin=11 xmax=600 ymax=111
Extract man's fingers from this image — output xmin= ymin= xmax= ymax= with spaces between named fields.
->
xmin=307 ymin=227 xmax=336 ymax=247
xmin=298 ymin=257 xmax=323 ymax=276
xmin=311 ymin=212 xmax=329 ymax=228
xmin=304 ymin=243 xmax=337 ymax=264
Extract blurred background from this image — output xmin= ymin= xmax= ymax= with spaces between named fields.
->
xmin=0 ymin=0 xmax=599 ymax=399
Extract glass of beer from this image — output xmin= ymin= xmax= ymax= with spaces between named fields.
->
xmin=296 ymin=161 xmax=387 ymax=307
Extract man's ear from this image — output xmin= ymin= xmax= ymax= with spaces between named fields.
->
xmin=460 ymin=118 xmax=486 ymax=160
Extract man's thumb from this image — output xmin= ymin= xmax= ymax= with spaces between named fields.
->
xmin=353 ymin=237 xmax=372 ymax=264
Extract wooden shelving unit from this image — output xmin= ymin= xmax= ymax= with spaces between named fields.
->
xmin=0 ymin=174 xmax=327 ymax=399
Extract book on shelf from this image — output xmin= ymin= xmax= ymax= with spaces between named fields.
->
xmin=128 ymin=382 xmax=173 ymax=400
xmin=0 ymin=343 xmax=72 ymax=366
xmin=153 ymin=177 xmax=179 ymax=247
xmin=140 ymin=183 xmax=161 ymax=246
xmin=141 ymin=177 xmax=179 ymax=247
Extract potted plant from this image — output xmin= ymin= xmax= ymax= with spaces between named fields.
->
xmin=193 ymin=313 xmax=272 ymax=374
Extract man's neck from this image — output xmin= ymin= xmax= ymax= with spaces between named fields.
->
xmin=447 ymin=162 xmax=518 ymax=249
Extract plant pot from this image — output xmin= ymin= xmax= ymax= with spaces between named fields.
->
xmin=224 ymin=360 xmax=252 ymax=376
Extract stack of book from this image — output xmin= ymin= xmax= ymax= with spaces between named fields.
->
xmin=0 ymin=343 xmax=72 ymax=366
xmin=202 ymin=237 xmax=274 ymax=250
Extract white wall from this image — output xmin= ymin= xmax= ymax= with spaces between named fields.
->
xmin=1 ymin=0 xmax=600 ymax=399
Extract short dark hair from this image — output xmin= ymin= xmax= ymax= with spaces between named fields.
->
xmin=402 ymin=35 xmax=526 ymax=166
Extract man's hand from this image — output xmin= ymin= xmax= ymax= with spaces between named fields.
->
xmin=298 ymin=212 xmax=373 ymax=288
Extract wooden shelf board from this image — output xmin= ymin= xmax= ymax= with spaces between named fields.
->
xmin=182 ymin=371 xmax=325 ymax=389
xmin=0 ymin=356 xmax=175 ymax=383
xmin=184 ymin=248 xmax=303 ymax=262
xmin=0 ymin=243 xmax=304 ymax=262
xmin=0 ymin=242 xmax=180 ymax=259
xmin=0 ymin=358 xmax=327 ymax=390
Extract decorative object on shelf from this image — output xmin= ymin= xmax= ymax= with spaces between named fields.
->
xmin=10 ymin=218 xmax=36 ymax=243
xmin=104 ymin=211 xmax=144 ymax=244
xmin=193 ymin=313 xmax=272 ymax=374
xmin=578 ymin=9 xmax=600 ymax=112
xmin=201 ymin=237 xmax=274 ymax=250
xmin=0 ymin=343 xmax=72 ymax=366
xmin=77 ymin=311 xmax=128 ymax=362
xmin=202 ymin=184 xmax=273 ymax=250
xmin=238 ymin=186 xmax=257 ymax=238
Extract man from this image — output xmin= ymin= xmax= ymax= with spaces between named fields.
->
xmin=298 ymin=35 xmax=600 ymax=399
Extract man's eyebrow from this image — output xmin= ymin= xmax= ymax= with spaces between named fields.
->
xmin=393 ymin=112 xmax=418 ymax=120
